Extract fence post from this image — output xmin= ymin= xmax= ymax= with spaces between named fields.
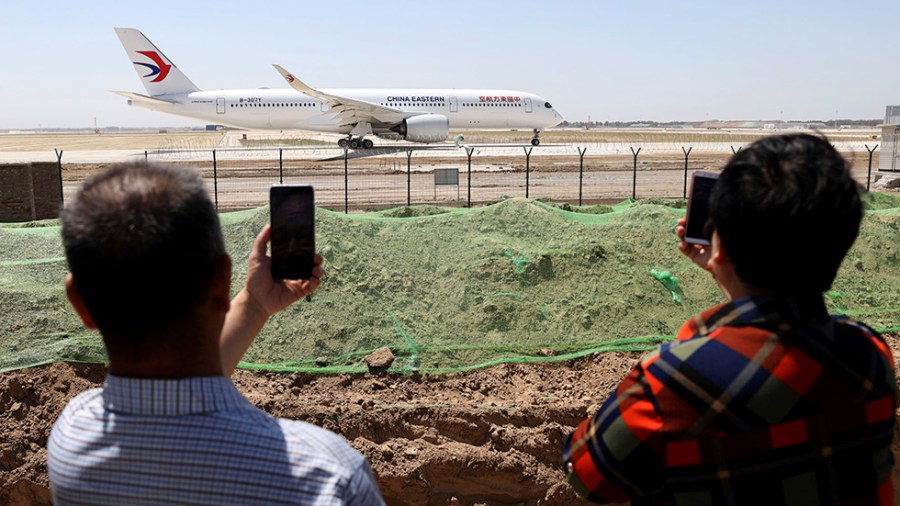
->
xmin=55 ymin=149 xmax=64 ymax=206
xmin=212 ymin=149 xmax=218 ymax=211
xmin=279 ymin=148 xmax=283 ymax=184
xmin=523 ymin=146 xmax=533 ymax=198
xmin=730 ymin=146 xmax=742 ymax=154
xmin=406 ymin=150 xmax=413 ymax=207
xmin=577 ymin=146 xmax=587 ymax=206
xmin=144 ymin=150 xmax=148 ymax=162
xmin=865 ymin=143 xmax=879 ymax=192
xmin=630 ymin=146 xmax=641 ymax=200
xmin=682 ymin=146 xmax=692 ymax=198
xmin=466 ymin=146 xmax=474 ymax=208
xmin=343 ymin=147 xmax=349 ymax=214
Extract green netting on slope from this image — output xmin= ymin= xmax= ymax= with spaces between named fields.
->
xmin=2 ymin=195 xmax=899 ymax=374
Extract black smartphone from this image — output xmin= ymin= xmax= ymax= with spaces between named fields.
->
xmin=270 ymin=185 xmax=315 ymax=280
xmin=684 ymin=171 xmax=719 ymax=246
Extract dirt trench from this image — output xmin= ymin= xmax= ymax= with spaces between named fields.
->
xmin=0 ymin=352 xmax=636 ymax=506
xmin=3 ymin=332 xmax=900 ymax=505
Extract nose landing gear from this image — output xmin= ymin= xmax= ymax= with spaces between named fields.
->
xmin=531 ymin=129 xmax=542 ymax=146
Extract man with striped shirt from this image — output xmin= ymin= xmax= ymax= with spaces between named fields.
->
xmin=563 ymin=134 xmax=896 ymax=504
xmin=49 ymin=163 xmax=384 ymax=505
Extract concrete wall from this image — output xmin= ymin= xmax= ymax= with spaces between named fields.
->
xmin=0 ymin=163 xmax=62 ymax=222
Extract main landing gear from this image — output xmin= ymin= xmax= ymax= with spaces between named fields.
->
xmin=531 ymin=129 xmax=542 ymax=146
xmin=337 ymin=136 xmax=374 ymax=150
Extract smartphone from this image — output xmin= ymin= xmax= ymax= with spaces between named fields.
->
xmin=270 ymin=185 xmax=315 ymax=280
xmin=684 ymin=171 xmax=719 ymax=246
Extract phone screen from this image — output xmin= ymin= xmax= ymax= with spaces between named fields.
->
xmin=270 ymin=185 xmax=315 ymax=280
xmin=684 ymin=172 xmax=719 ymax=245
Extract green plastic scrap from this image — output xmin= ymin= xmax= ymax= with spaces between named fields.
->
xmin=651 ymin=269 xmax=683 ymax=304
xmin=504 ymin=250 xmax=530 ymax=280
xmin=825 ymin=291 xmax=848 ymax=315
xmin=538 ymin=304 xmax=553 ymax=322
xmin=391 ymin=315 xmax=420 ymax=373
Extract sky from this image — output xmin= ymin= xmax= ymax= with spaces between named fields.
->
xmin=2 ymin=0 xmax=898 ymax=129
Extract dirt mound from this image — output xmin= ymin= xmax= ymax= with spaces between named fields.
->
xmin=3 ymin=197 xmax=899 ymax=373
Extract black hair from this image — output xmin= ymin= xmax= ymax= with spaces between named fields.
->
xmin=62 ymin=163 xmax=225 ymax=340
xmin=710 ymin=133 xmax=862 ymax=293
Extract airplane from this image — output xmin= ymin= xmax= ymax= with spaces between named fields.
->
xmin=113 ymin=27 xmax=564 ymax=149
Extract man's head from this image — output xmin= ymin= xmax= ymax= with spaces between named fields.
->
xmin=62 ymin=163 xmax=228 ymax=357
xmin=710 ymin=133 xmax=862 ymax=294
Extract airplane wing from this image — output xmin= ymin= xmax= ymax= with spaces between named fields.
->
xmin=272 ymin=64 xmax=404 ymax=127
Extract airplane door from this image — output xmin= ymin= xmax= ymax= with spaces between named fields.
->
xmin=449 ymin=97 xmax=458 ymax=113
xmin=524 ymin=97 xmax=533 ymax=113
xmin=216 ymin=97 xmax=225 ymax=114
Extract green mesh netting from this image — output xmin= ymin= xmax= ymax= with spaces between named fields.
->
xmin=2 ymin=193 xmax=899 ymax=374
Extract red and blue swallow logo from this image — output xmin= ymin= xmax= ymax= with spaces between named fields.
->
xmin=133 ymin=51 xmax=171 ymax=83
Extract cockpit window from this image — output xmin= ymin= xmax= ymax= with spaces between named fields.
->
xmin=545 ymin=102 xmax=553 ymax=108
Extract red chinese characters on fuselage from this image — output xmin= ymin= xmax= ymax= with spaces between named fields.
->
xmin=478 ymin=96 xmax=521 ymax=103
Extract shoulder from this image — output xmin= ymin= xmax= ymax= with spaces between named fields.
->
xmin=48 ymin=387 xmax=104 ymax=460
xmin=275 ymin=417 xmax=382 ymax=501
xmin=276 ymin=417 xmax=367 ymax=466
xmin=832 ymin=315 xmax=882 ymax=340
xmin=223 ymin=402 xmax=365 ymax=469
xmin=831 ymin=316 xmax=895 ymax=367
xmin=642 ymin=324 xmax=773 ymax=392
xmin=53 ymin=387 xmax=104 ymax=427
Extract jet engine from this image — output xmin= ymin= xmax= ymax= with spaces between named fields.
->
xmin=389 ymin=115 xmax=449 ymax=143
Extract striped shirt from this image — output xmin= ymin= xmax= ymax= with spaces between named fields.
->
xmin=48 ymin=375 xmax=384 ymax=505
xmin=563 ymin=295 xmax=897 ymax=505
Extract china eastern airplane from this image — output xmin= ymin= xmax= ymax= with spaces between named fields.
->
xmin=113 ymin=27 xmax=563 ymax=149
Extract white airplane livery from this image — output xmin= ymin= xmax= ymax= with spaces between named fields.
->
xmin=113 ymin=27 xmax=564 ymax=149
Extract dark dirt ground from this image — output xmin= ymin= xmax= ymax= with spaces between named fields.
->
xmin=0 ymin=352 xmax=635 ymax=506
xmin=2 ymin=331 xmax=899 ymax=505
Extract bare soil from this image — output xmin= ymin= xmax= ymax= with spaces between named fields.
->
xmin=2 ymin=331 xmax=899 ymax=505
xmin=0 ymin=353 xmax=636 ymax=506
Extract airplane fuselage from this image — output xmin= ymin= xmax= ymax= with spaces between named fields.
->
xmin=114 ymin=27 xmax=563 ymax=146
xmin=132 ymin=88 xmax=560 ymax=133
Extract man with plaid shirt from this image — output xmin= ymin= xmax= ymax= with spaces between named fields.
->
xmin=563 ymin=134 xmax=896 ymax=504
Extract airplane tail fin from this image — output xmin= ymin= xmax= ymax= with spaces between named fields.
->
xmin=114 ymin=27 xmax=201 ymax=96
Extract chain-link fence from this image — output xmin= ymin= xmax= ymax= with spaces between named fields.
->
xmin=56 ymin=140 xmax=882 ymax=212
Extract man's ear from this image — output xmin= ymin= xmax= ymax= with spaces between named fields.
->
xmin=65 ymin=273 xmax=98 ymax=330
xmin=709 ymin=231 xmax=730 ymax=267
xmin=210 ymin=254 xmax=232 ymax=313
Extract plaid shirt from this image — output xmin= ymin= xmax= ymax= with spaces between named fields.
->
xmin=563 ymin=295 xmax=896 ymax=505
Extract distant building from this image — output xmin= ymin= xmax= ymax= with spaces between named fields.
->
xmin=759 ymin=122 xmax=828 ymax=131
xmin=879 ymin=106 xmax=900 ymax=172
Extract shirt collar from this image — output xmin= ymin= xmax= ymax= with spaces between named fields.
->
xmin=701 ymin=294 xmax=829 ymax=337
xmin=102 ymin=375 xmax=248 ymax=416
